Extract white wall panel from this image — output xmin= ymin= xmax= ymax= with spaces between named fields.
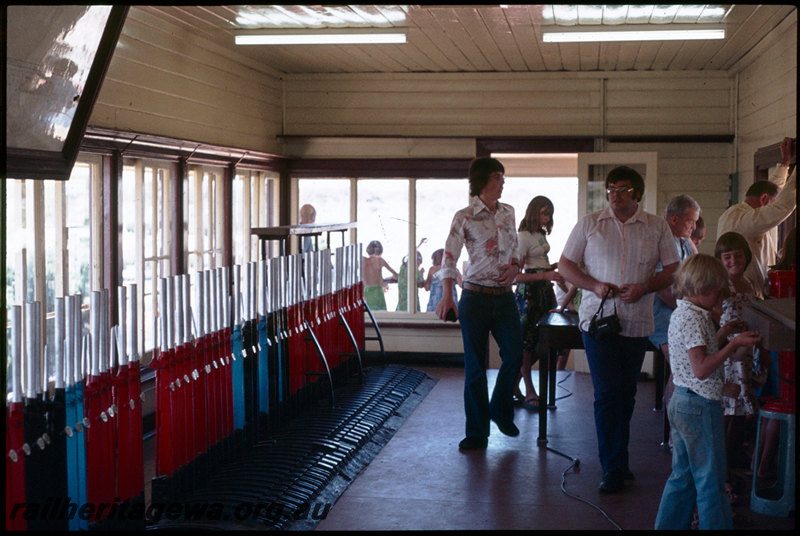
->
xmin=732 ymin=11 xmax=797 ymax=198
xmin=285 ymin=72 xmax=733 ymax=139
xmin=91 ymin=7 xmax=284 ymax=154
xmin=607 ymin=141 xmax=733 ymax=251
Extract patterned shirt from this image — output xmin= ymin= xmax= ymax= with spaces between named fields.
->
xmin=561 ymin=204 xmax=680 ymax=337
xmin=441 ymin=196 xmax=518 ymax=287
xmin=669 ymin=299 xmax=724 ymax=401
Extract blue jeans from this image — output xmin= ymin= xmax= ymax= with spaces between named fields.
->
xmin=458 ymin=289 xmax=523 ymax=438
xmin=655 ymin=386 xmax=732 ymax=530
xmin=581 ymin=331 xmax=648 ymax=474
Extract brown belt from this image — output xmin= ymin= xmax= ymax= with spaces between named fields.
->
xmin=463 ymin=282 xmax=512 ymax=295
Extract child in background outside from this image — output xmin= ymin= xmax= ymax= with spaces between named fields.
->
xmin=425 ymin=248 xmax=460 ymax=312
xmin=654 ymin=254 xmax=760 ymax=530
xmin=397 ymin=250 xmax=425 ymax=311
xmin=362 ymin=240 xmax=397 ymax=311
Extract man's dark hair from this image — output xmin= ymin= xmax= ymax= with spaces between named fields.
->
xmin=469 ymin=157 xmax=505 ymax=197
xmin=745 ymin=180 xmax=780 ymax=199
xmin=605 ymin=166 xmax=645 ymax=202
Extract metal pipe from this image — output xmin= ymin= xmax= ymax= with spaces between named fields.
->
xmin=175 ymin=276 xmax=184 ymax=349
xmin=118 ymin=286 xmax=127 ymax=366
xmin=64 ymin=297 xmax=74 ymax=389
xmin=244 ymin=263 xmax=252 ymax=323
xmin=233 ymin=264 xmax=242 ymax=326
xmin=129 ymin=285 xmax=138 ymax=364
xmin=222 ymin=267 xmax=230 ymax=332
xmin=100 ymin=288 xmax=109 ymax=374
xmin=91 ymin=291 xmax=101 ymax=378
xmin=257 ymin=260 xmax=265 ymax=318
xmin=72 ymin=295 xmax=82 ymax=385
xmin=215 ymin=267 xmax=224 ymax=332
xmin=196 ymin=271 xmax=205 ymax=340
xmin=55 ymin=297 xmax=65 ymax=390
xmin=159 ymin=278 xmax=168 ymax=353
xmin=182 ymin=275 xmax=192 ymax=345
xmin=11 ymin=305 xmax=23 ymax=403
xmin=166 ymin=276 xmax=174 ymax=351
xmin=109 ymin=325 xmax=118 ymax=372
xmin=204 ymin=270 xmax=213 ymax=335
xmin=25 ymin=301 xmax=42 ymax=398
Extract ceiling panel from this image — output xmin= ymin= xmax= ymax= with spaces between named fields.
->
xmin=138 ymin=4 xmax=796 ymax=74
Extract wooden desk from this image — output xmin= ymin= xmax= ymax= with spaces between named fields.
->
xmin=251 ymin=222 xmax=357 ymax=257
xmin=535 ymin=311 xmax=668 ymax=447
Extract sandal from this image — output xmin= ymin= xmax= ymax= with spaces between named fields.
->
xmin=522 ymin=397 xmax=540 ymax=411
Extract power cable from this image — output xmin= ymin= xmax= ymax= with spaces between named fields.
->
xmin=544 ymin=370 xmax=623 ymax=530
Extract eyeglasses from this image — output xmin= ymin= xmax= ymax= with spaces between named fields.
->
xmin=606 ymin=186 xmax=634 ymax=195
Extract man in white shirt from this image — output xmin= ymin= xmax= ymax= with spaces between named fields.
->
xmin=437 ymin=157 xmax=523 ymax=451
xmin=559 ymin=166 xmax=680 ymax=493
xmin=717 ymin=137 xmax=796 ymax=297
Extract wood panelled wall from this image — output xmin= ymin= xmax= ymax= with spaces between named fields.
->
xmin=607 ymin=141 xmax=732 ymax=255
xmin=732 ymin=11 xmax=797 ymax=198
xmin=87 ymin=6 xmax=795 ymax=251
xmin=91 ymin=7 xmax=285 ymax=155
xmin=283 ymin=71 xmax=732 ymax=138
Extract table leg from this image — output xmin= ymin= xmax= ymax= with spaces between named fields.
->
xmin=537 ymin=340 xmax=550 ymax=446
xmin=547 ymin=348 xmax=557 ymax=409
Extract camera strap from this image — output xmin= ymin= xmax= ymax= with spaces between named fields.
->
xmin=591 ymin=288 xmax=617 ymax=322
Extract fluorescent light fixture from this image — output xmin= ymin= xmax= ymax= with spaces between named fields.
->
xmin=492 ymin=153 xmax=578 ymax=159
xmin=234 ymin=28 xmax=406 ymax=45
xmin=542 ymin=24 xmax=725 ymax=43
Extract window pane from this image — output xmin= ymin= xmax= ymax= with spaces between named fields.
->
xmin=120 ymin=165 xmax=137 ymax=286
xmin=357 ymin=179 xmax=408 ymax=311
xmin=232 ymin=173 xmax=244 ymax=264
xmin=65 ymin=163 xmax=91 ymax=296
xmin=415 ymin=179 xmax=469 ymax=312
xmin=187 ymin=168 xmax=200 ymax=274
xmin=298 ymin=178 xmax=350 ymax=251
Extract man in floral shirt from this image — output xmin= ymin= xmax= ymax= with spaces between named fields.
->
xmin=436 ymin=157 xmax=523 ymax=451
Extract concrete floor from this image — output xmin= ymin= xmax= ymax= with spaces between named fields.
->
xmin=315 ymin=366 xmax=795 ymax=531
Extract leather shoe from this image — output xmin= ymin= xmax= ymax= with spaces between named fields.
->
xmin=623 ymin=469 xmax=635 ymax=481
xmin=598 ymin=472 xmax=624 ymax=494
xmin=458 ymin=436 xmax=488 ymax=450
xmin=491 ymin=418 xmax=520 ymax=437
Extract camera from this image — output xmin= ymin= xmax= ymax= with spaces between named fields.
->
xmin=588 ymin=314 xmax=622 ymax=340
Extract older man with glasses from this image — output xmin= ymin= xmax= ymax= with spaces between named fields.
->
xmin=559 ymin=166 xmax=680 ymax=494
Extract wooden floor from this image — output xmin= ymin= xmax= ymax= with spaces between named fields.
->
xmin=315 ymin=366 xmax=796 ymax=531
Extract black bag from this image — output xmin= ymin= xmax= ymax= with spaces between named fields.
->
xmin=588 ymin=288 xmax=622 ymax=340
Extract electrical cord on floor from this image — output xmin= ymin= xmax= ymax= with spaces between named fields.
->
xmin=545 ymin=368 xmax=621 ymax=530
xmin=545 ymin=444 xmax=623 ymax=530
xmin=553 ymin=370 xmax=574 ymax=401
